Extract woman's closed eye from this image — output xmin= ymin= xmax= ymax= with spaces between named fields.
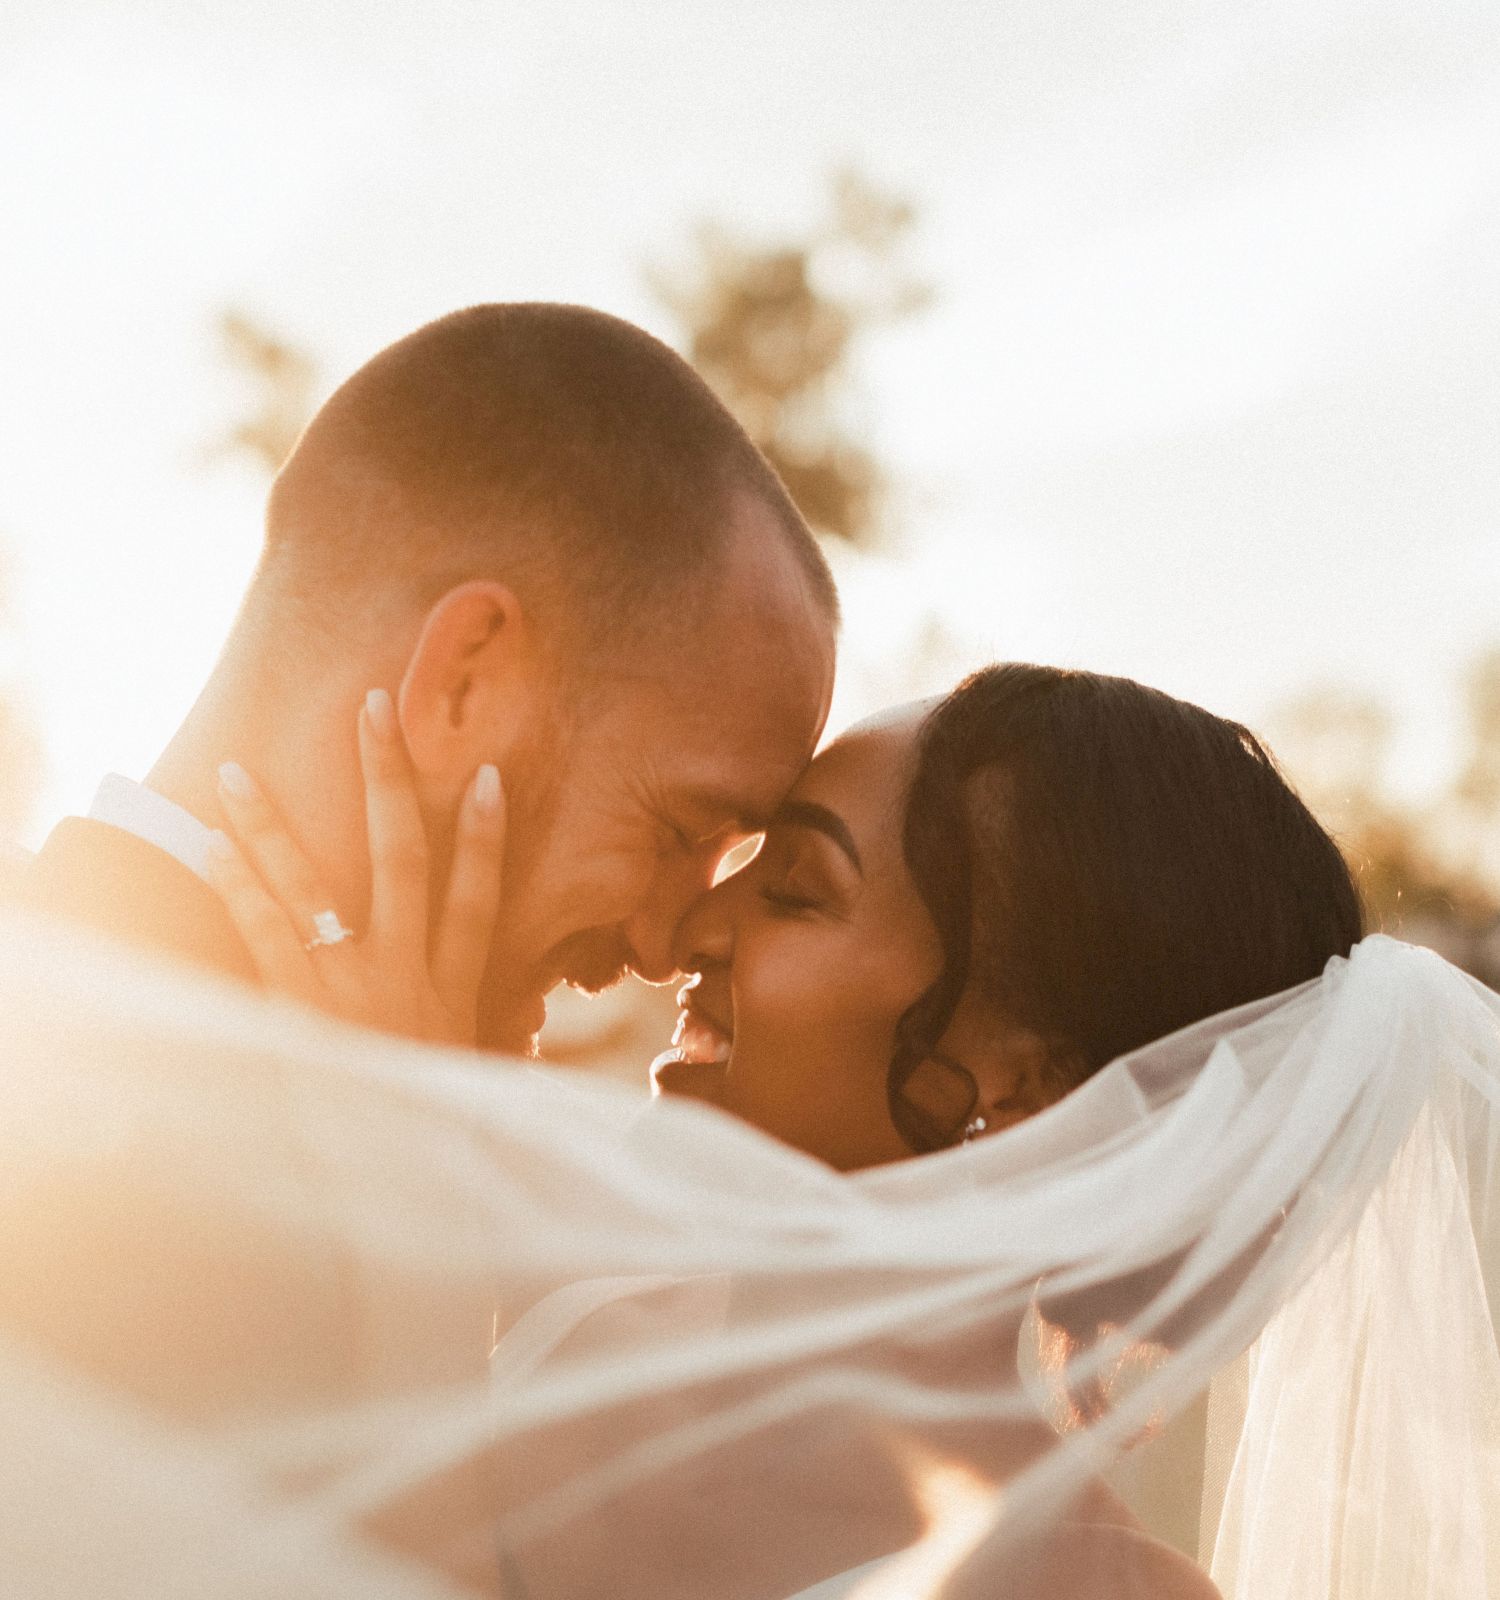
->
xmin=749 ymin=824 xmax=858 ymax=920
xmin=753 ymin=845 xmax=848 ymax=919
xmin=757 ymin=882 xmax=827 ymax=916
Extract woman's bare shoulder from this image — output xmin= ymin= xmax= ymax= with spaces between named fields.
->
xmin=791 ymin=1518 xmax=1222 ymax=1600
xmin=1071 ymin=1522 xmax=1223 ymax=1597
xmin=1001 ymin=1518 xmax=1222 ymax=1600
xmin=1051 ymin=1479 xmax=1223 ymax=1598
xmin=941 ymin=1512 xmax=1223 ymax=1600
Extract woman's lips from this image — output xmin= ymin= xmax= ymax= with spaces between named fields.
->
xmin=670 ymin=1004 xmax=733 ymax=1066
xmin=650 ymin=981 xmax=733 ymax=1099
xmin=668 ymin=977 xmax=733 ymax=1063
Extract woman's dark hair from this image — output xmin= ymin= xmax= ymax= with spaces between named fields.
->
xmin=888 ymin=664 xmax=1363 ymax=1151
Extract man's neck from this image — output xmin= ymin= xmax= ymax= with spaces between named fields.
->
xmin=146 ymin=666 xmax=373 ymax=923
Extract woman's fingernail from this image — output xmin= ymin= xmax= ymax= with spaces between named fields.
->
xmin=218 ymin=761 xmax=256 ymax=801
xmin=474 ymin=763 xmax=502 ymax=814
xmin=365 ymin=688 xmax=397 ymax=739
xmin=206 ymin=829 xmax=235 ymax=862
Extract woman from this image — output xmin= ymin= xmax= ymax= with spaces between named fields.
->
xmin=653 ymin=664 xmax=1361 ymax=1170
xmin=200 ymin=664 xmax=1370 ymax=1596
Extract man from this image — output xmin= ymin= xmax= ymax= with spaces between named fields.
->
xmin=27 ymin=303 xmax=838 ymax=1055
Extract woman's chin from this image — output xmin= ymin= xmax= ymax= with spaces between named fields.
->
xmin=650 ymin=1051 xmax=730 ymax=1108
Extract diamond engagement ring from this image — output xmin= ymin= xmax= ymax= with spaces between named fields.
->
xmin=305 ymin=909 xmax=356 ymax=951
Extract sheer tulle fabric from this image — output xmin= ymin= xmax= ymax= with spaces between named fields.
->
xmin=0 ymin=909 xmax=1495 ymax=1597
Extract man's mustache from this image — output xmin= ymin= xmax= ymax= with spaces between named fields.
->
xmin=550 ymin=928 xmax=637 ymax=995
xmin=475 ymin=928 xmax=638 ymax=1055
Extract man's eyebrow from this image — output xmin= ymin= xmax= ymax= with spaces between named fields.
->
xmin=770 ymin=800 xmax=863 ymax=875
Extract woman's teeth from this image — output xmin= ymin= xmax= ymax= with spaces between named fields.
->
xmin=672 ymin=1010 xmax=732 ymax=1066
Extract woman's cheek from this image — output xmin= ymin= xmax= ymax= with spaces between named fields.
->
xmin=739 ymin=934 xmax=831 ymax=1046
xmin=732 ymin=924 xmax=849 ymax=1080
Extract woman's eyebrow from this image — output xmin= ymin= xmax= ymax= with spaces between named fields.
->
xmin=770 ymin=801 xmax=863 ymax=875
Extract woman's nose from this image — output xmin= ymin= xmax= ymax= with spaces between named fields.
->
xmin=626 ymin=840 xmax=741 ymax=984
xmin=672 ymin=874 xmax=736 ymax=975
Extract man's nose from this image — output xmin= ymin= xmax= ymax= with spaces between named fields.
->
xmin=624 ymin=853 xmax=733 ymax=985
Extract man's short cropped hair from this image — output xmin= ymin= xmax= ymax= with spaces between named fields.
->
xmin=262 ymin=303 xmax=838 ymax=666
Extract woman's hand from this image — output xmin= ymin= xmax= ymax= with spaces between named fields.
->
xmin=205 ymin=688 xmax=505 ymax=1047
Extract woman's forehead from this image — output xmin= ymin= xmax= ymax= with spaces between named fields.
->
xmin=841 ymin=697 xmax=941 ymax=743
xmin=789 ymin=703 xmax=928 ymax=820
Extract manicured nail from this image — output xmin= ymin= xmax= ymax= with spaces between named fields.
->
xmin=365 ymin=688 xmax=397 ymax=740
xmin=474 ymin=763 xmax=501 ymax=814
xmin=218 ymin=761 xmax=256 ymax=802
xmin=205 ymin=829 xmax=235 ymax=862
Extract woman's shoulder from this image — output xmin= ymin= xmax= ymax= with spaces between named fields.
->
xmin=784 ymin=1523 xmax=1222 ymax=1600
xmin=1039 ymin=1480 xmax=1222 ymax=1600
xmin=781 ymin=1475 xmax=1222 ymax=1600
xmin=947 ymin=1488 xmax=1226 ymax=1600
xmin=1059 ymin=1520 xmax=1223 ymax=1597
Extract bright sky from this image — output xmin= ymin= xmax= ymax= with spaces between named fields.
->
xmin=2 ymin=0 xmax=1497 ymax=845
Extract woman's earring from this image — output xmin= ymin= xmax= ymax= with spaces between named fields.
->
xmin=963 ymin=1113 xmax=989 ymax=1144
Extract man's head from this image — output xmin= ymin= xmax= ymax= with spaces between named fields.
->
xmin=251 ymin=304 xmax=837 ymax=1053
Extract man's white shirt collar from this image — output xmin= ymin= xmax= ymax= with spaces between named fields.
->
xmin=88 ymin=775 xmax=215 ymax=886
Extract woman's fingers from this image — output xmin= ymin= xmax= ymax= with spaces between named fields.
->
xmin=217 ymin=760 xmax=342 ymax=943
xmin=359 ymin=688 xmax=431 ymax=952
xmin=211 ymin=695 xmax=494 ymax=1046
xmin=433 ymin=763 xmax=506 ymax=1010
xmin=203 ymin=833 xmax=322 ymax=1002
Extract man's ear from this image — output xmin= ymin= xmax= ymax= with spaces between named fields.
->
xmin=396 ymin=581 xmax=538 ymax=785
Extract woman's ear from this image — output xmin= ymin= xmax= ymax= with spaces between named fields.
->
xmin=977 ymin=1030 xmax=1065 ymax=1131
xmin=936 ymin=994 xmax=1070 ymax=1134
xmin=396 ymin=581 xmax=539 ymax=785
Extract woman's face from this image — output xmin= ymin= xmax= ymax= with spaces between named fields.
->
xmin=657 ymin=702 xmax=1018 ymax=1171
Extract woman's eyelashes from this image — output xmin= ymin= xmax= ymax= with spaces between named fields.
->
xmin=753 ymin=855 xmax=842 ymax=918
xmin=749 ymin=829 xmax=856 ymax=920
xmin=757 ymin=883 xmax=825 ymax=916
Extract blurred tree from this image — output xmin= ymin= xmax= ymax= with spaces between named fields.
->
xmin=1268 ymin=679 xmax=1500 ymax=982
xmin=1443 ymin=648 xmax=1500 ymax=890
xmin=1263 ymin=688 xmax=1392 ymax=839
xmin=651 ymin=170 xmax=931 ymax=546
xmin=209 ymin=310 xmax=319 ymax=476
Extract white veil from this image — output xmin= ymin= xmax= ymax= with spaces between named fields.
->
xmin=0 ymin=906 xmax=1496 ymax=1597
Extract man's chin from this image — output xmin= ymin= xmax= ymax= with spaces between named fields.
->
xmin=563 ymin=967 xmax=630 ymax=999
xmin=545 ymin=928 xmax=636 ymax=999
xmin=479 ymin=931 xmax=633 ymax=1054
xmin=478 ymin=992 xmax=548 ymax=1058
